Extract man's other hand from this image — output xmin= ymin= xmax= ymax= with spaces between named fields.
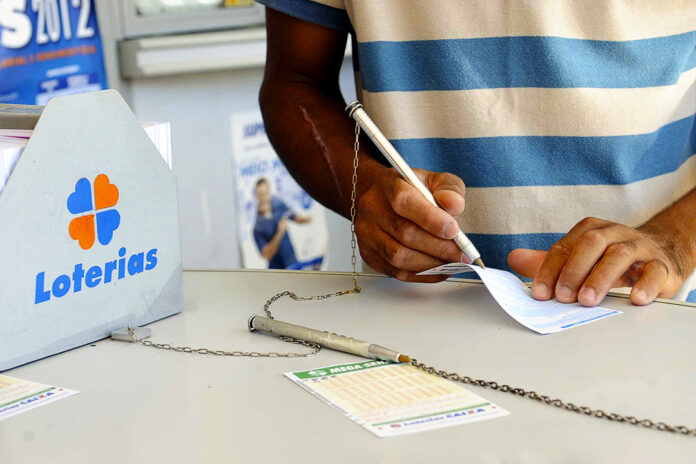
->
xmin=508 ymin=217 xmax=694 ymax=306
xmin=356 ymin=167 xmax=468 ymax=282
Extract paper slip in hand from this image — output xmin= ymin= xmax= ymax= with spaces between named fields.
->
xmin=418 ymin=264 xmax=621 ymax=334
xmin=0 ymin=375 xmax=78 ymax=421
xmin=286 ymin=360 xmax=508 ymax=438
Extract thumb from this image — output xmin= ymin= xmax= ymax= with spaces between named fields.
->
xmin=508 ymin=248 xmax=547 ymax=278
xmin=420 ymin=170 xmax=466 ymax=216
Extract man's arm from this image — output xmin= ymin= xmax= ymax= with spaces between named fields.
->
xmin=508 ymin=188 xmax=696 ymax=306
xmin=274 ymin=199 xmax=310 ymax=223
xmin=256 ymin=218 xmax=289 ymax=261
xmin=260 ymin=8 xmax=469 ymax=282
xmin=292 ymin=213 xmax=311 ymax=224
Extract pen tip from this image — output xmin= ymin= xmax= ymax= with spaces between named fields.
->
xmin=474 ymin=258 xmax=485 ymax=269
xmin=398 ymin=354 xmax=412 ymax=363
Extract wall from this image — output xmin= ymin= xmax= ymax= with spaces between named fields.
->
xmin=126 ymin=61 xmax=358 ymax=271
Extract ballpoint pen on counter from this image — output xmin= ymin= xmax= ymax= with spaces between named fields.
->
xmin=345 ymin=100 xmax=485 ymax=269
xmin=249 ymin=315 xmax=412 ymax=363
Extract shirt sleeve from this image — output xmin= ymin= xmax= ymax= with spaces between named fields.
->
xmin=274 ymin=198 xmax=296 ymax=221
xmin=256 ymin=0 xmax=351 ymax=32
xmin=253 ymin=226 xmax=268 ymax=253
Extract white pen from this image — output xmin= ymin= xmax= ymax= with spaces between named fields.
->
xmin=346 ymin=101 xmax=485 ymax=268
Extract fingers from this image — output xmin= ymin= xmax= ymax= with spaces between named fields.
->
xmin=354 ymin=168 xmax=469 ymax=283
xmin=413 ymin=169 xmax=466 ymax=216
xmin=382 ymin=175 xmax=461 ymax=240
xmin=630 ymin=260 xmax=669 ymax=305
xmin=531 ymin=217 xmax=609 ymax=301
xmin=556 ymin=226 xmax=634 ymax=303
xmin=424 ymin=171 xmax=466 ymax=217
xmin=531 ymin=240 xmax=574 ymax=300
xmin=366 ymin=226 xmax=450 ymax=272
xmin=434 ymin=189 xmax=466 ymax=217
xmin=530 ymin=215 xmax=685 ymax=307
xmin=380 ymin=211 xmax=465 ymax=264
xmin=360 ymin=246 xmax=449 ymax=283
xmin=576 ymin=241 xmax=641 ymax=306
xmin=507 ymin=249 xmax=547 ymax=278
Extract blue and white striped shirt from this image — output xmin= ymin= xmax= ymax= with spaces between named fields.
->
xmin=259 ymin=0 xmax=696 ymax=301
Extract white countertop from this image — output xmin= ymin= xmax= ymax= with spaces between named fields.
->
xmin=3 ymin=270 xmax=696 ymax=463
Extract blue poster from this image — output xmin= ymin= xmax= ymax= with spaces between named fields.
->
xmin=0 ymin=0 xmax=107 ymax=105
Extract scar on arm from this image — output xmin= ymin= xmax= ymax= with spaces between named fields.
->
xmin=298 ymin=104 xmax=344 ymax=200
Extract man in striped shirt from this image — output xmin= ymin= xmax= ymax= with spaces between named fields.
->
xmin=257 ymin=0 xmax=696 ymax=305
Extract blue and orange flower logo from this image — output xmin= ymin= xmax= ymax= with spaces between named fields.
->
xmin=67 ymin=174 xmax=121 ymax=250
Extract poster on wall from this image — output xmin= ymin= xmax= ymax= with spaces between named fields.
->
xmin=0 ymin=0 xmax=108 ymax=105
xmin=231 ymin=110 xmax=329 ymax=270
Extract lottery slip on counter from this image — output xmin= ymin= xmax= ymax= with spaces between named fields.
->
xmin=3 ymin=269 xmax=696 ymax=463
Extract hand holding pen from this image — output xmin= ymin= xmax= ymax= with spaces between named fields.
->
xmin=346 ymin=101 xmax=483 ymax=282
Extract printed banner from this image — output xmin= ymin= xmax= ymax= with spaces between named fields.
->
xmin=231 ymin=109 xmax=328 ymax=270
xmin=0 ymin=0 xmax=108 ymax=105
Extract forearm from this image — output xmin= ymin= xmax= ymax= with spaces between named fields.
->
xmin=260 ymin=81 xmax=385 ymax=219
xmin=639 ymin=187 xmax=696 ymax=277
xmin=292 ymin=213 xmax=311 ymax=223
xmin=261 ymin=229 xmax=284 ymax=260
xmin=259 ymin=7 xmax=466 ymax=283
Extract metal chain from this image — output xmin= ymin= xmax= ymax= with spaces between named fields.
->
xmin=126 ymin=121 xmax=364 ymax=358
xmin=262 ymin=119 xmax=363 ymax=321
xmin=411 ymin=359 xmax=696 ymax=437
xmin=126 ymin=326 xmax=320 ymax=358
xmin=349 ymin=120 xmax=361 ymax=290
xmin=257 ymin=120 xmax=363 ymax=339
xmin=123 ymin=118 xmax=694 ymax=438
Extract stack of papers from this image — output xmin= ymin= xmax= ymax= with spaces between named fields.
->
xmin=0 ymin=121 xmax=172 ymax=195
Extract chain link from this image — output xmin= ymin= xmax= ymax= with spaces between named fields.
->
xmin=126 ymin=326 xmax=321 ymax=358
xmin=127 ymin=121 xmax=364 ymax=359
xmin=410 ymin=359 xmax=696 ymax=437
xmin=350 ymin=121 xmax=361 ymax=290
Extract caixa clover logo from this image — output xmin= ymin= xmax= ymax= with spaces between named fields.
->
xmin=67 ymin=174 xmax=121 ymax=249
xmin=34 ymin=174 xmax=159 ymax=304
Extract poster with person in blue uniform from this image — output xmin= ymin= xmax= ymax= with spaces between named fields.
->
xmin=0 ymin=0 xmax=107 ymax=105
xmin=252 ymin=177 xmax=313 ymax=269
xmin=232 ymin=110 xmax=329 ymax=270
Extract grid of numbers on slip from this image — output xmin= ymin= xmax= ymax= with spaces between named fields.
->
xmin=307 ymin=364 xmax=488 ymax=425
